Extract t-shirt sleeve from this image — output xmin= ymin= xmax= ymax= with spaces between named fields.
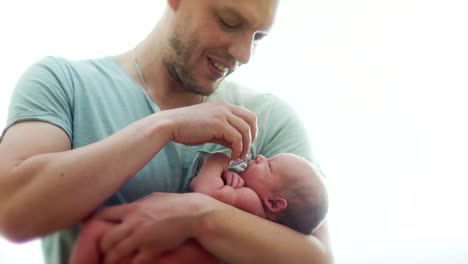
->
xmin=1 ymin=57 xmax=73 ymax=142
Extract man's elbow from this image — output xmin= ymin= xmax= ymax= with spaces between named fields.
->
xmin=0 ymin=225 xmax=34 ymax=243
xmin=0 ymin=206 xmax=39 ymax=243
xmin=0 ymin=193 xmax=49 ymax=243
xmin=0 ymin=173 xmax=35 ymax=241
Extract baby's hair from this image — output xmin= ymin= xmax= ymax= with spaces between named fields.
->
xmin=276 ymin=167 xmax=329 ymax=234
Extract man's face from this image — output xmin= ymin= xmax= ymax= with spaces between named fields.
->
xmin=163 ymin=0 xmax=278 ymax=95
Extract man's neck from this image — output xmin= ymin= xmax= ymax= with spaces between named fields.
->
xmin=115 ymin=49 xmax=204 ymax=111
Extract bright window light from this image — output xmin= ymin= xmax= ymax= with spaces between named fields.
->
xmin=1 ymin=1 xmax=467 ymax=263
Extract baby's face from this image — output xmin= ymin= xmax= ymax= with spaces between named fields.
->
xmin=240 ymin=153 xmax=311 ymax=198
xmin=239 ymin=154 xmax=286 ymax=198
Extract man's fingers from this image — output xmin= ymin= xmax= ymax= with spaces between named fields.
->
xmin=100 ymin=222 xmax=134 ymax=253
xmin=210 ymin=102 xmax=256 ymax=159
xmin=164 ymin=101 xmax=257 ymax=159
xmin=231 ymin=105 xmax=257 ymax=145
xmin=93 ymin=204 xmax=131 ymax=222
xmin=218 ymin=122 xmax=243 ymax=160
xmin=131 ymin=245 xmax=164 ymax=264
xmin=103 ymin=229 xmax=140 ymax=264
xmin=226 ymin=115 xmax=252 ymax=160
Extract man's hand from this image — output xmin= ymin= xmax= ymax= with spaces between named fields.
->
xmin=222 ymin=171 xmax=244 ymax=189
xmin=92 ymin=192 xmax=219 ymax=264
xmin=159 ymin=101 xmax=257 ymax=160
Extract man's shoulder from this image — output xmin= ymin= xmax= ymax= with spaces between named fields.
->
xmin=30 ymin=56 xmax=116 ymax=77
xmin=22 ymin=56 xmax=70 ymax=79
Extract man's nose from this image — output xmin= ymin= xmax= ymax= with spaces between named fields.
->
xmin=228 ymin=33 xmax=255 ymax=65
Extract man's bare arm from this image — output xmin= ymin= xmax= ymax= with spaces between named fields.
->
xmin=196 ymin=200 xmax=334 ymax=263
xmin=95 ymin=192 xmax=333 ymax=264
xmin=0 ymin=116 xmax=172 ymax=241
xmin=0 ymin=102 xmax=257 ymax=242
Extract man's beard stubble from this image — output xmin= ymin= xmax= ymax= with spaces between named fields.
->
xmin=163 ymin=32 xmax=234 ymax=96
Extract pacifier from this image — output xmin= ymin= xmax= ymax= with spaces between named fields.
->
xmin=228 ymin=154 xmax=252 ymax=172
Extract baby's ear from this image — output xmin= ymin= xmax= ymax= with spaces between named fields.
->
xmin=263 ymin=196 xmax=288 ymax=214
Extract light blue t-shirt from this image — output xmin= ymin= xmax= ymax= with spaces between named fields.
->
xmin=3 ymin=56 xmax=314 ymax=263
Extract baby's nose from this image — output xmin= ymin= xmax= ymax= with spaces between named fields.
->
xmin=255 ymin=154 xmax=266 ymax=163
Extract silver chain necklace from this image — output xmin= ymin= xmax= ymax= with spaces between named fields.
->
xmin=132 ymin=48 xmax=147 ymax=88
xmin=132 ymin=47 xmax=206 ymax=104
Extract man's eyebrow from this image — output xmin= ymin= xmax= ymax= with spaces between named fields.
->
xmin=218 ymin=6 xmax=272 ymax=33
xmin=218 ymin=7 xmax=249 ymax=24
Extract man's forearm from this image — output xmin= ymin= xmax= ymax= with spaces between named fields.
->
xmin=0 ymin=113 xmax=172 ymax=241
xmin=195 ymin=202 xmax=332 ymax=264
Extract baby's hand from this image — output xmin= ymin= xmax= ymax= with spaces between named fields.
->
xmin=222 ymin=171 xmax=245 ymax=188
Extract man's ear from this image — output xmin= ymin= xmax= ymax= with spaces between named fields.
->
xmin=167 ymin=0 xmax=180 ymax=11
xmin=263 ymin=196 xmax=288 ymax=214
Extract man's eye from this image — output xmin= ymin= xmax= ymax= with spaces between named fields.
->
xmin=219 ymin=17 xmax=239 ymax=30
xmin=253 ymin=33 xmax=266 ymax=44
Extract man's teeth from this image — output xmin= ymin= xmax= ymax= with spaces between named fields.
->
xmin=213 ymin=61 xmax=228 ymax=72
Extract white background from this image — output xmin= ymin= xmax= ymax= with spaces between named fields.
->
xmin=1 ymin=1 xmax=468 ymax=263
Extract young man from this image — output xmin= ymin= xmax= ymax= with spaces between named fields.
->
xmin=0 ymin=0 xmax=333 ymax=263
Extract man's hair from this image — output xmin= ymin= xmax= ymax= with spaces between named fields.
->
xmin=275 ymin=172 xmax=329 ymax=234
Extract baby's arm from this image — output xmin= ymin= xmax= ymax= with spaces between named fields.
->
xmin=190 ymin=153 xmax=230 ymax=193
xmin=190 ymin=153 xmax=245 ymax=206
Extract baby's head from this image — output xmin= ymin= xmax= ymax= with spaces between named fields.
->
xmin=240 ymin=153 xmax=328 ymax=234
